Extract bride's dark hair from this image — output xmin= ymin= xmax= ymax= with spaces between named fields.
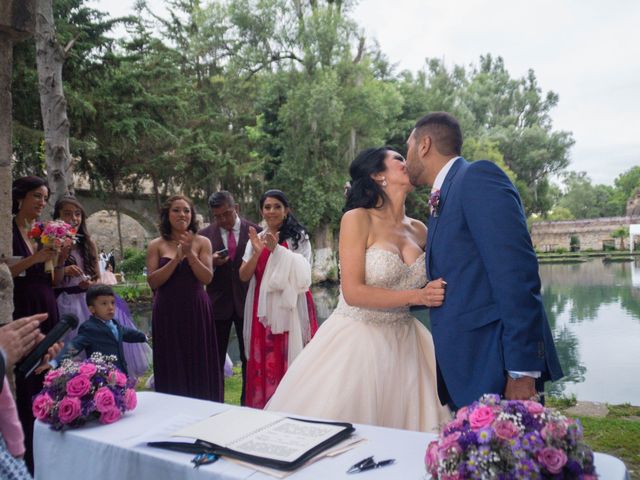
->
xmin=343 ymin=147 xmax=392 ymax=212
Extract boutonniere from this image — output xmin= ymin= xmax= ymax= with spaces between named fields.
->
xmin=429 ymin=189 xmax=441 ymax=217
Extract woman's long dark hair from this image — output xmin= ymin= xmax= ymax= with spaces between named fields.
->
xmin=53 ymin=197 xmax=99 ymax=281
xmin=159 ymin=195 xmax=199 ymax=240
xmin=343 ymin=147 xmax=391 ymax=213
xmin=260 ymin=189 xmax=307 ymax=250
xmin=12 ymin=176 xmax=49 ymax=215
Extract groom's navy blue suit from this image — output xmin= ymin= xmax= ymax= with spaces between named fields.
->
xmin=426 ymin=157 xmax=563 ymax=409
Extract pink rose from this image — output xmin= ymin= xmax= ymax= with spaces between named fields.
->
xmin=523 ymin=400 xmax=545 ymax=415
xmin=441 ymin=473 xmax=462 ymax=480
xmin=99 ymin=407 xmax=122 ymax=425
xmin=541 ymin=421 xmax=568 ymax=440
xmin=469 ymin=406 xmax=495 ymax=430
xmin=108 ymin=370 xmax=127 ymax=387
xmin=43 ymin=369 xmax=63 ymax=387
xmin=124 ymin=388 xmax=137 ymax=411
xmin=66 ymin=374 xmax=92 ymax=397
xmin=425 ymin=441 xmax=439 ymax=474
xmin=94 ymin=386 xmax=116 ymax=412
xmin=32 ymin=393 xmax=54 ymax=420
xmin=58 ymin=396 xmax=82 ymax=424
xmin=438 ymin=431 xmax=462 ymax=461
xmin=455 ymin=405 xmax=469 ymax=421
xmin=494 ymin=420 xmax=519 ymax=440
xmin=78 ymin=363 xmax=97 ymax=377
xmin=537 ymin=447 xmax=568 ymax=474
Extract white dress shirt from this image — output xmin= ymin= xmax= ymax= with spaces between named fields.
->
xmin=219 ymin=215 xmax=241 ymax=249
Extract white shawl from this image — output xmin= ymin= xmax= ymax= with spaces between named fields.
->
xmin=243 ymin=244 xmax=312 ymax=366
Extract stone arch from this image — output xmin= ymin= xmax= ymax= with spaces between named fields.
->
xmin=74 ymin=189 xmax=159 ymax=239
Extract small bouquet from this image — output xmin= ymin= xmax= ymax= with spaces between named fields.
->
xmin=27 ymin=219 xmax=77 ymax=273
xmin=33 ymin=353 xmax=137 ymax=430
xmin=425 ymin=394 xmax=597 ymax=479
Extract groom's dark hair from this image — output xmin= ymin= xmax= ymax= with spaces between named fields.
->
xmin=414 ymin=112 xmax=463 ymax=157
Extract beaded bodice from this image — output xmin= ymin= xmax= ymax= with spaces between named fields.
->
xmin=333 ymin=248 xmax=427 ymax=325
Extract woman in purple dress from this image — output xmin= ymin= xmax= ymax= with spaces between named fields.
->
xmin=9 ymin=176 xmax=63 ymax=473
xmin=146 ymin=195 xmax=222 ymax=401
xmin=53 ymin=197 xmax=151 ymax=378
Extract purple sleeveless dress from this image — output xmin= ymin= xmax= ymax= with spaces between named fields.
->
xmin=151 ymin=258 xmax=222 ymax=401
xmin=55 ymin=248 xmax=151 ymax=378
xmin=12 ymin=219 xmax=59 ymax=473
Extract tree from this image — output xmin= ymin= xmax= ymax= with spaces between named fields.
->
xmin=611 ymin=227 xmax=628 ymax=250
xmin=557 ymin=171 xmax=618 ymax=219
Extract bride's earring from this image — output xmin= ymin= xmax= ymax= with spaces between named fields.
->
xmin=382 ymin=177 xmax=387 ymax=187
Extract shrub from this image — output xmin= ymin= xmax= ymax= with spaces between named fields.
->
xmin=120 ymin=248 xmax=146 ymax=276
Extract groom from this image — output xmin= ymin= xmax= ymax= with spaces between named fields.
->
xmin=406 ymin=112 xmax=563 ymax=410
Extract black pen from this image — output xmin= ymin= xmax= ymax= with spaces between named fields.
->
xmin=347 ymin=457 xmax=395 ymax=474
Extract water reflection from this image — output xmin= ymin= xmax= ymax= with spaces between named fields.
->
xmin=130 ymin=258 xmax=640 ymax=404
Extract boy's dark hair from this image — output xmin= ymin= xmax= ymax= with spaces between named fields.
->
xmin=86 ymin=284 xmax=115 ymax=306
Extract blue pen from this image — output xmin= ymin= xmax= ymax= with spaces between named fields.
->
xmin=191 ymin=452 xmax=220 ymax=468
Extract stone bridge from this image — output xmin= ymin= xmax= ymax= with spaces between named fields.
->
xmin=74 ymin=188 xmax=208 ymax=240
xmin=530 ymin=215 xmax=640 ymax=252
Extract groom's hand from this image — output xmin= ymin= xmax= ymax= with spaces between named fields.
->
xmin=504 ymin=376 xmax=536 ymax=400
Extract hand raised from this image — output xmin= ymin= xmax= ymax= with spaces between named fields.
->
xmin=0 ymin=313 xmax=47 ymax=368
xmin=248 ymin=227 xmax=264 ymax=255
xmin=177 ymin=231 xmax=195 ymax=257
xmin=263 ymin=232 xmax=278 ymax=252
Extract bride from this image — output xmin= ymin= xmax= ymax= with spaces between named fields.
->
xmin=266 ymin=147 xmax=450 ymax=432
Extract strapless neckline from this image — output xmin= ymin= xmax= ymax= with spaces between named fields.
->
xmin=366 ymin=247 xmax=426 ymax=268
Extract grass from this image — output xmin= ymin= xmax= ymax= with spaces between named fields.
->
xmin=224 ymin=366 xmax=243 ymax=405
xmin=547 ymin=396 xmax=640 ymax=478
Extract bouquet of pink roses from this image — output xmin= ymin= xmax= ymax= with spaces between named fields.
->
xmin=33 ymin=353 xmax=137 ymax=430
xmin=27 ymin=219 xmax=77 ymax=273
xmin=425 ymin=394 xmax=597 ymax=479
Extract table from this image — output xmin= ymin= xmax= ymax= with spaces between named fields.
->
xmin=34 ymin=392 xmax=629 ymax=480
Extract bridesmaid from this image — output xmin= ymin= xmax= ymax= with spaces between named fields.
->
xmin=9 ymin=176 xmax=63 ymax=473
xmin=239 ymin=189 xmax=318 ymax=409
xmin=146 ymin=195 xmax=222 ymax=401
xmin=53 ymin=196 xmax=151 ymax=378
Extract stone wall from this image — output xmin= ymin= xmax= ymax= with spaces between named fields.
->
xmin=86 ymin=210 xmax=148 ymax=255
xmin=530 ymin=216 xmax=640 ymax=251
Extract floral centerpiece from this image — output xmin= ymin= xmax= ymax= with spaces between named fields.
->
xmin=27 ymin=219 xmax=77 ymax=273
xmin=425 ymin=394 xmax=597 ymax=479
xmin=33 ymin=353 xmax=137 ymax=430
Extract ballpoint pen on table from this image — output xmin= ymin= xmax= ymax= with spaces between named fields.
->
xmin=191 ymin=452 xmax=220 ymax=468
xmin=347 ymin=456 xmax=396 ymax=474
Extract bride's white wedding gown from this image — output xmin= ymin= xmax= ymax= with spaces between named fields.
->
xmin=266 ymin=248 xmax=450 ymax=432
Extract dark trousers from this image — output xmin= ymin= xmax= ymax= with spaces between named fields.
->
xmin=215 ymin=312 xmax=247 ymax=405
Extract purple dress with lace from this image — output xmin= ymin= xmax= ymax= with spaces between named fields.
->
xmin=12 ymin=220 xmax=59 ymax=472
xmin=151 ymin=257 xmax=222 ymax=401
xmin=55 ymin=248 xmax=151 ymax=377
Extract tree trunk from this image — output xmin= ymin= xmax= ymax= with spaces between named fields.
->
xmin=0 ymin=35 xmax=15 ymax=325
xmin=35 ymin=0 xmax=73 ymax=207
xmin=115 ymin=200 xmax=124 ymax=261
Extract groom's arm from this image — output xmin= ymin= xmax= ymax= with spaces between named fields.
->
xmin=460 ymin=161 xmax=546 ymax=374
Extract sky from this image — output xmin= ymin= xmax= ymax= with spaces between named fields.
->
xmin=90 ymin=0 xmax=640 ymax=186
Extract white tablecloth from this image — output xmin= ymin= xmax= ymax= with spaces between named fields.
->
xmin=34 ymin=392 xmax=628 ymax=480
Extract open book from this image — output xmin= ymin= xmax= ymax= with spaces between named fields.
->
xmin=172 ymin=408 xmax=354 ymax=471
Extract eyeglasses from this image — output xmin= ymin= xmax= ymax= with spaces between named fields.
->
xmin=212 ymin=209 xmax=235 ymax=221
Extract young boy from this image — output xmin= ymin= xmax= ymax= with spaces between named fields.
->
xmin=54 ymin=284 xmax=147 ymax=375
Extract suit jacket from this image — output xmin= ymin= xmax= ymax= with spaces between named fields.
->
xmin=59 ymin=316 xmax=147 ymax=375
xmin=199 ymin=218 xmax=262 ymax=321
xmin=426 ymin=158 xmax=563 ymax=408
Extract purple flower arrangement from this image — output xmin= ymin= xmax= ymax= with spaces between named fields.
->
xmin=33 ymin=353 xmax=137 ymax=430
xmin=429 ymin=189 xmax=441 ymax=217
xmin=425 ymin=394 xmax=597 ymax=479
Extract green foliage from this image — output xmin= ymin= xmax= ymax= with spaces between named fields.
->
xmin=120 ymin=248 xmax=146 ymax=276
xmin=546 ymin=207 xmax=574 ymax=221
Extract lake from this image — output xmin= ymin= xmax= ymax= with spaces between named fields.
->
xmin=130 ymin=258 xmax=640 ymax=405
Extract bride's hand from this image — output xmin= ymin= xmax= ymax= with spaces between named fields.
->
xmin=419 ymin=277 xmax=446 ymax=307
